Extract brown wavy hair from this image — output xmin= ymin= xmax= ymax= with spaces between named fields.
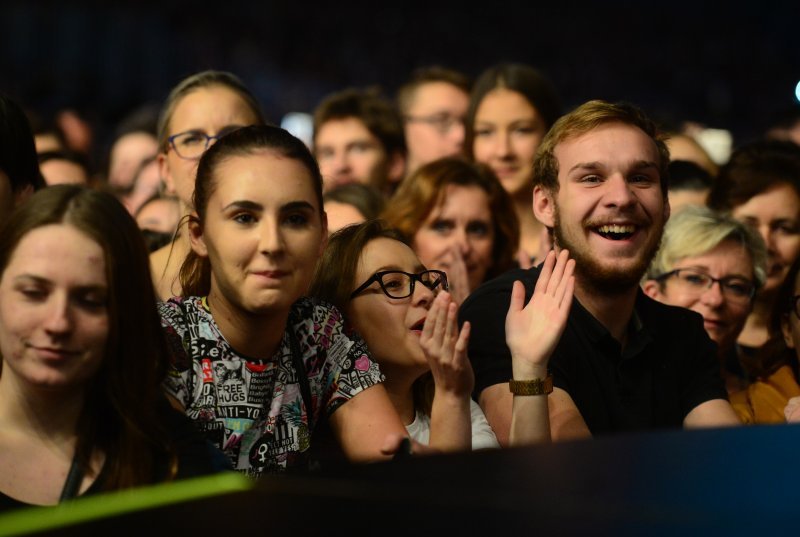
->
xmin=0 ymin=185 xmax=175 ymax=489
xmin=382 ymin=157 xmax=519 ymax=282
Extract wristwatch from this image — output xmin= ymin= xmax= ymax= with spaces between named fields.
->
xmin=509 ymin=375 xmax=553 ymax=396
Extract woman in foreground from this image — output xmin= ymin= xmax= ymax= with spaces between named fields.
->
xmin=0 ymin=186 xmax=221 ymax=510
xmin=311 ymin=220 xmax=574 ymax=449
xmin=160 ymin=125 xmax=408 ymax=476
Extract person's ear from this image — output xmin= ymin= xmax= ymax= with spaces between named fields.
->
xmin=642 ymin=280 xmax=663 ymax=300
xmin=533 ymin=185 xmax=555 ymax=227
xmin=782 ymin=314 xmax=796 ymax=350
xmin=386 ymin=151 xmax=406 ymax=184
xmin=158 ymin=153 xmax=176 ymax=196
xmin=187 ymin=214 xmax=208 ymax=257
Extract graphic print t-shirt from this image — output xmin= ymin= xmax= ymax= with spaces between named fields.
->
xmin=160 ymin=296 xmax=383 ymax=477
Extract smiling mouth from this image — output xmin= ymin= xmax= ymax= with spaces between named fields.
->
xmin=594 ymin=224 xmax=637 ymax=240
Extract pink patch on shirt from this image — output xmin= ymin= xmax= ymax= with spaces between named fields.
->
xmin=355 ymin=355 xmax=370 ymax=371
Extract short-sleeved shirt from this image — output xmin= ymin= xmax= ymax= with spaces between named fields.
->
xmin=459 ymin=267 xmax=728 ymax=434
xmin=160 ymin=296 xmax=383 ymax=477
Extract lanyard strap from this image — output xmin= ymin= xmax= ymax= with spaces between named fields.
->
xmin=59 ymin=454 xmax=84 ymax=502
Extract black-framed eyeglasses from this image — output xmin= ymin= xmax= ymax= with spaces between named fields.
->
xmin=404 ymin=113 xmax=465 ymax=134
xmin=350 ymin=270 xmax=448 ymax=300
xmin=167 ymin=126 xmax=242 ymax=160
xmin=656 ymin=268 xmax=756 ymax=304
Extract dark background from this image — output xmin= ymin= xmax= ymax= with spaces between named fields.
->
xmin=2 ymin=1 xmax=799 ymax=154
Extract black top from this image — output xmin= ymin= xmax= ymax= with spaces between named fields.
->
xmin=459 ymin=266 xmax=728 ymax=434
xmin=0 ymin=401 xmax=230 ymax=512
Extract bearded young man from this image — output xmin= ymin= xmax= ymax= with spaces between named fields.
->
xmin=459 ymin=100 xmax=740 ymax=446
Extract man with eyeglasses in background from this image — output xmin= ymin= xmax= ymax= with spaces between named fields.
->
xmin=460 ymin=100 xmax=742 ymax=446
xmin=396 ymin=67 xmax=470 ymax=177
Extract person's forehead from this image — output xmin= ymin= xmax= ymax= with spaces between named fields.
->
xmin=409 ymin=82 xmax=468 ymax=112
xmin=316 ymin=117 xmax=379 ymax=146
xmin=554 ymin=122 xmax=659 ymax=169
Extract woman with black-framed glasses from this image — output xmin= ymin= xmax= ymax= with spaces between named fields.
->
xmin=311 ymin=220 xmax=575 ymax=449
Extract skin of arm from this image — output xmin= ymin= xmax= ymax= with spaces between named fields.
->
xmin=328 ymin=383 xmax=409 ymax=462
xmin=478 ymin=382 xmax=592 ymax=446
xmin=683 ymin=398 xmax=741 ymax=428
xmin=505 ymin=250 xmax=576 ymax=446
xmin=420 ymin=291 xmax=474 ymax=452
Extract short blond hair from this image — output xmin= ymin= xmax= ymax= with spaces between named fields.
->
xmin=533 ymin=100 xmax=671 ymax=194
xmin=646 ymin=205 xmax=767 ymax=288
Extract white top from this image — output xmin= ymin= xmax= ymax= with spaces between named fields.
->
xmin=405 ymin=399 xmax=499 ymax=450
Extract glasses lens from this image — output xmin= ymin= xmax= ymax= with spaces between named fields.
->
xmin=380 ymin=272 xmax=413 ymax=298
xmin=420 ymin=270 xmax=447 ymax=292
xmin=721 ymin=279 xmax=755 ymax=301
xmin=173 ymin=132 xmax=209 ymax=159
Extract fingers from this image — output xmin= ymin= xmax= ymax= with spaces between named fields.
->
xmin=454 ymin=321 xmax=470 ymax=362
xmin=509 ymin=280 xmax=526 ymax=315
xmin=534 ymin=250 xmax=557 ymax=295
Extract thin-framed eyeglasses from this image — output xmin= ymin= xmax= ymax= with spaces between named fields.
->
xmin=350 ymin=269 xmax=448 ymax=299
xmin=167 ymin=126 xmax=242 ymax=160
xmin=404 ymin=113 xmax=465 ymax=134
xmin=656 ymin=268 xmax=756 ymax=304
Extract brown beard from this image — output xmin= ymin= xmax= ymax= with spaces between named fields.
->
xmin=553 ymin=209 xmax=666 ymax=296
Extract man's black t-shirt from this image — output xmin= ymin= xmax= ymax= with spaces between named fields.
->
xmin=459 ymin=266 xmax=728 ymax=434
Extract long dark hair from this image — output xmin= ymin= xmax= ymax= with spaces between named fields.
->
xmin=180 ymin=125 xmax=324 ymax=297
xmin=0 ymin=185 xmax=174 ymax=489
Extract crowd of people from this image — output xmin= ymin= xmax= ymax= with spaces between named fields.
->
xmin=1 ymin=62 xmax=800 ymax=510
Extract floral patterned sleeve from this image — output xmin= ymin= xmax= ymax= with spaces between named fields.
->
xmin=291 ymin=299 xmax=385 ymax=418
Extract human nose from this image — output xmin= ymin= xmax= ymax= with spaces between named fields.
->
xmin=258 ymin=218 xmax=284 ymax=255
xmin=700 ymin=280 xmax=725 ymax=307
xmin=604 ymin=174 xmax=636 ymax=208
xmin=44 ymin=294 xmax=73 ymax=335
xmin=449 ymin=122 xmax=466 ymax=150
xmin=412 ymin=277 xmax=435 ymax=309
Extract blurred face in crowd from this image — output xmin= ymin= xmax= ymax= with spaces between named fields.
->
xmin=413 ymin=184 xmax=494 ymax=292
xmin=40 ymin=159 xmax=88 ymax=186
xmin=404 ymin=82 xmax=469 ymax=173
xmin=315 ymin=117 xmax=398 ymax=193
xmin=159 ymin=85 xmax=261 ymax=210
xmin=731 ymin=182 xmax=800 ymax=295
xmin=473 ymin=88 xmax=547 ymax=200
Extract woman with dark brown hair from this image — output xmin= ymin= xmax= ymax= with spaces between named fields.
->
xmin=311 ymin=220 xmax=574 ymax=449
xmin=708 ymin=140 xmax=800 ymax=359
xmin=383 ymin=157 xmax=519 ymax=303
xmin=0 ymin=185 xmax=221 ymax=511
xmin=161 ymin=125 xmax=408 ymax=476
xmin=466 ymin=63 xmax=561 ymax=263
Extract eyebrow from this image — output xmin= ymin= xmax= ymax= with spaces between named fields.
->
xmin=680 ymin=265 xmax=752 ymax=280
xmin=568 ymin=160 xmax=659 ymax=174
xmin=372 ymin=264 xmax=426 ymax=273
xmin=14 ymin=274 xmax=107 ymax=291
xmin=221 ymin=200 xmax=317 ymax=213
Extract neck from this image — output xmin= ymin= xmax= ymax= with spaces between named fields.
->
xmin=207 ymin=290 xmax=288 ymax=359
xmin=380 ymin=366 xmax=421 ymax=426
xmin=0 ymin=374 xmax=84 ymax=442
xmin=515 ymin=200 xmax=544 ymax=260
xmin=738 ymin=295 xmax=772 ymax=348
xmin=573 ymin=280 xmax=638 ymax=346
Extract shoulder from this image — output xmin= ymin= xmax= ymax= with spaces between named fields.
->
xmin=636 ymin=290 xmax=706 ymax=334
